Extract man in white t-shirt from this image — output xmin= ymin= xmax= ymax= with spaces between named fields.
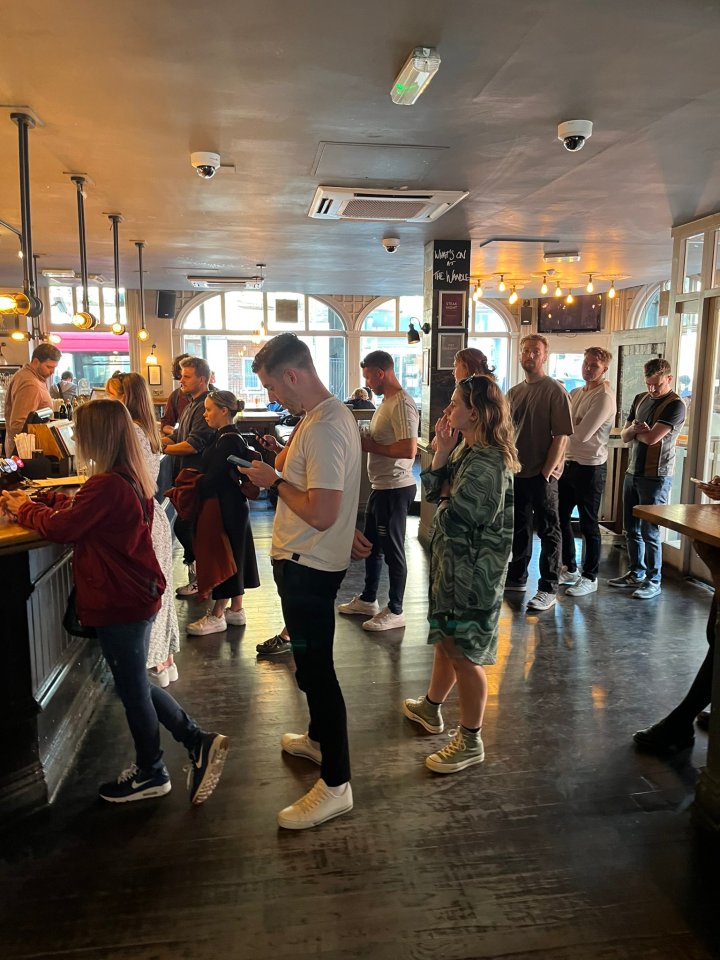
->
xmin=338 ymin=350 xmax=419 ymax=632
xmin=558 ymin=346 xmax=617 ymax=597
xmin=244 ymin=333 xmax=367 ymax=831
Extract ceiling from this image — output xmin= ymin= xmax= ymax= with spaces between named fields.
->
xmin=1 ymin=0 xmax=719 ymax=298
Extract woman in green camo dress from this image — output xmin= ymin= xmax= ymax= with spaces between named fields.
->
xmin=403 ymin=374 xmax=519 ymax=774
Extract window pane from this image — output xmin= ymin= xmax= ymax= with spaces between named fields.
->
xmin=308 ymin=297 xmax=344 ymax=331
xmin=547 ymin=352 xmax=585 ymax=392
xmin=362 ymin=299 xmax=396 ymax=332
xmin=360 ymin=336 xmax=421 ymax=406
xmin=473 ymin=303 xmax=509 ymax=333
xmin=202 ymin=294 xmax=223 ymax=330
xmin=468 ymin=336 xmax=510 ymax=392
xmin=78 ymin=286 xmax=101 ymax=317
xmin=683 ymin=234 xmax=703 ymax=293
xmin=102 ymin=287 xmax=127 ymax=326
xmin=267 ymin=292 xmax=305 ymax=331
xmin=49 ymin=286 xmax=74 ymax=325
xmin=398 ymin=296 xmax=424 ymax=332
xmin=300 ymin=336 xmax=346 ymax=399
xmin=224 ymin=292 xmax=263 ymax=332
xmin=714 ymin=230 xmax=720 ymax=288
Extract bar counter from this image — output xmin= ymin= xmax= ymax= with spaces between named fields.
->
xmin=0 ymin=520 xmax=106 ymax=823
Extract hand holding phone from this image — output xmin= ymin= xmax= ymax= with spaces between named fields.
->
xmin=227 ymin=454 xmax=253 ymax=469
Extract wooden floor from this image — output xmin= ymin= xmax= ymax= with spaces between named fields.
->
xmin=2 ymin=509 xmax=720 ymax=960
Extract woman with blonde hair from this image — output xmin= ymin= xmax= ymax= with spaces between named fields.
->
xmin=403 ymin=374 xmax=519 ymax=774
xmin=0 ymin=400 xmax=228 ymax=805
xmin=453 ymin=347 xmax=495 ymax=382
xmin=116 ymin=373 xmax=181 ymax=685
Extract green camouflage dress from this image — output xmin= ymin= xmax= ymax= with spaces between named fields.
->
xmin=422 ymin=443 xmax=514 ymax=664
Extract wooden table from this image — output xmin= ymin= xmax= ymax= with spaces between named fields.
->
xmin=634 ymin=503 xmax=720 ymax=832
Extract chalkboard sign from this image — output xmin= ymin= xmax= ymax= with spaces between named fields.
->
xmin=432 ymin=241 xmax=470 ymax=290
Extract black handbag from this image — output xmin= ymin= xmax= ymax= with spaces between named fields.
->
xmin=62 ymin=586 xmax=97 ymax=639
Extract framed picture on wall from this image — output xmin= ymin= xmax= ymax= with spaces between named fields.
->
xmin=438 ymin=290 xmax=467 ymax=328
xmin=147 ymin=365 xmax=162 ymax=387
xmin=438 ymin=332 xmax=464 ymax=370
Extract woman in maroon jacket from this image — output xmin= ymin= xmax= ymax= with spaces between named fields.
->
xmin=0 ymin=400 xmax=228 ymax=805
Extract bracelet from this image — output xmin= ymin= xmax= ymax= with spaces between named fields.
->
xmin=438 ymin=495 xmax=450 ymax=503
xmin=272 ymin=477 xmax=286 ymax=491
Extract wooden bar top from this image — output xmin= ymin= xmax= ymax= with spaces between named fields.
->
xmin=0 ymin=520 xmax=44 ymax=554
xmin=633 ymin=503 xmax=720 ymax=549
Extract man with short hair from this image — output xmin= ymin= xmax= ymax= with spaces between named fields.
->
xmin=160 ymin=353 xmax=191 ymax=436
xmin=558 ymin=347 xmax=617 ymax=596
xmin=338 ymin=350 xmax=419 ymax=631
xmin=608 ymin=357 xmax=686 ymax=599
xmin=162 ymin=356 xmax=216 ymax=596
xmin=243 ymin=333 xmax=364 ymax=829
xmin=506 ymin=334 xmax=574 ymax=611
xmin=51 ymin=370 xmax=77 ymax=404
xmin=4 ymin=343 xmax=61 ymax=455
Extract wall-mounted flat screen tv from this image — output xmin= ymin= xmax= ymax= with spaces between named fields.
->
xmin=537 ymin=294 xmax=603 ymax=333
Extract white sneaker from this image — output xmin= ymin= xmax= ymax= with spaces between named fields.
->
xmin=186 ymin=614 xmax=227 ymax=636
xmin=277 ymin=779 xmax=353 ymax=830
xmin=166 ymin=663 xmax=179 ymax=683
xmin=281 ymin=732 xmax=321 ymax=765
xmin=526 ymin=591 xmax=557 ymax=612
xmin=153 ymin=667 xmax=170 ymax=688
xmin=566 ymin=576 xmax=598 ymax=597
xmin=224 ymin=608 xmax=247 ymax=626
xmin=558 ymin=566 xmax=581 ymax=586
xmin=338 ymin=595 xmax=380 ymax=616
xmin=362 ymin=607 xmax=406 ymax=631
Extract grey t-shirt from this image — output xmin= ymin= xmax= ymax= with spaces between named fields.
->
xmin=507 ymin=377 xmax=574 ymax=479
xmin=367 ymin=389 xmax=419 ymax=490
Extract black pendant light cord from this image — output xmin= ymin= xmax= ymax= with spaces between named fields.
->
xmin=72 ymin=176 xmax=90 ymax=314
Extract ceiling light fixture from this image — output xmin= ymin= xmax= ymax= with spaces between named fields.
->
xmin=554 ymin=282 xmax=563 ymax=297
xmin=586 ymin=274 xmax=594 ymax=293
xmin=135 ymin=241 xmax=150 ymax=341
xmin=390 ymin=46 xmax=441 ymax=106
xmin=146 ymin=343 xmax=158 ymax=365
xmin=566 ymin=290 xmax=574 ymax=304
xmin=4 ymin=113 xmax=43 ymax=321
xmin=508 ymin=286 xmax=518 ymax=305
xmin=608 ymin=280 xmax=617 ymax=299
xmin=544 ymin=250 xmax=581 ymax=263
xmin=540 ymin=275 xmax=548 ymax=295
xmin=472 ymin=281 xmax=483 ymax=300
xmin=108 ymin=214 xmax=126 ymax=335
xmin=70 ymin=176 xmax=99 ymax=330
xmin=498 ymin=274 xmax=506 ymax=292
xmin=48 ymin=332 xmax=62 ymax=345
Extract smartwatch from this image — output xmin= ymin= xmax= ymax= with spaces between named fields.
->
xmin=272 ymin=477 xmax=286 ymax=491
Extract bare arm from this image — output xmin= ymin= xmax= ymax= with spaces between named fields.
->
xmin=361 ymin=435 xmax=417 ymax=459
xmin=161 ymin=439 xmax=197 ymax=456
xmin=620 ymin=421 xmax=639 ymax=443
xmin=542 ymin=435 xmax=568 ymax=480
xmin=636 ymin=423 xmax=672 ymax=445
xmin=242 ymin=458 xmax=343 ymax=531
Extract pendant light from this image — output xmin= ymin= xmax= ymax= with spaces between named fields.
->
xmin=608 ymin=279 xmax=617 ymax=299
xmin=554 ymin=282 xmax=563 ymax=297
xmin=498 ymin=274 xmax=506 ymax=292
xmin=108 ymin=214 xmax=126 ymax=335
xmin=135 ymin=241 xmax=150 ymax=341
xmin=540 ymin=275 xmax=548 ymax=295
xmin=565 ymin=290 xmax=574 ymax=304
xmin=508 ymin=286 xmax=518 ymax=305
xmin=586 ymin=274 xmax=594 ymax=293
xmin=71 ymin=176 xmax=99 ymax=329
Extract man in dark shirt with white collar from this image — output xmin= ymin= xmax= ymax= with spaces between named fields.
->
xmin=162 ymin=356 xmax=216 ymax=596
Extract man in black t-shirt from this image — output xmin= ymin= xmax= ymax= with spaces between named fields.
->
xmin=609 ymin=358 xmax=685 ymax=599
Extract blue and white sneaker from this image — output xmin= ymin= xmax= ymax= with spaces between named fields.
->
xmin=186 ymin=732 xmax=229 ymax=805
xmin=99 ymin=763 xmax=171 ymax=803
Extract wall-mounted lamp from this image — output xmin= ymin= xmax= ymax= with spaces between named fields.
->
xmin=146 ymin=343 xmax=158 ymax=365
xmin=407 ymin=321 xmax=421 ymax=344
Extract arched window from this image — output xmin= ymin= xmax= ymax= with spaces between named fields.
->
xmin=359 ymin=296 xmax=424 ymax=405
xmin=468 ymin=301 xmax=513 ymax=391
xmin=636 ymin=282 xmax=670 ymax=328
xmin=180 ymin=292 xmax=346 ymax=405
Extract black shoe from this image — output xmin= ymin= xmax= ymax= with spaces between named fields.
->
xmin=633 ymin=721 xmax=695 ymax=754
xmin=256 ymin=634 xmax=292 ymax=656
xmin=696 ymin=710 xmax=711 ymax=732
xmin=186 ymin=732 xmax=229 ymax=805
xmin=99 ymin=763 xmax=171 ymax=803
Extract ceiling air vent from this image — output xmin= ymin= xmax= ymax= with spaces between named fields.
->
xmin=308 ymin=186 xmax=468 ymax=223
xmin=187 ymin=275 xmax=264 ymax=290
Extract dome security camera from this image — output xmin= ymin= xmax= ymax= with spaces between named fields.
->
xmin=190 ymin=151 xmax=221 ymax=179
xmin=382 ymin=237 xmax=400 ymax=253
xmin=557 ymin=120 xmax=593 ymax=152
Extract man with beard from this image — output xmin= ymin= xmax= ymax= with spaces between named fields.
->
xmin=506 ymin=335 xmax=574 ymax=611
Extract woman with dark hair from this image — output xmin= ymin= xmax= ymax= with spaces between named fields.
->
xmin=403 ymin=375 xmax=519 ymax=774
xmin=0 ymin=400 xmax=228 ymax=804
xmin=186 ymin=390 xmax=261 ymax=635
xmin=116 ymin=372 xmax=181 ymax=685
xmin=453 ymin=347 xmax=495 ymax=382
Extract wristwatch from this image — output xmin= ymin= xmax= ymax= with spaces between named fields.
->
xmin=272 ymin=477 xmax=286 ymax=491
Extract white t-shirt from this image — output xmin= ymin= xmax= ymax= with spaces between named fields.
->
xmin=271 ymin=397 xmax=361 ymax=572
xmin=565 ymin=381 xmax=617 ymax=466
xmin=367 ymin=389 xmax=419 ymax=490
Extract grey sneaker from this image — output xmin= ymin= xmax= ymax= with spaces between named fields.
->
xmin=402 ymin=696 xmax=444 ymax=734
xmin=566 ymin=576 xmax=598 ymax=597
xmin=338 ymin=595 xmax=380 ymax=616
xmin=281 ymin=732 xmax=321 ymax=765
xmin=633 ymin=581 xmax=661 ymax=600
xmin=425 ymin=727 xmax=485 ymax=774
xmin=256 ymin=634 xmax=292 ymax=656
xmin=608 ymin=572 xmax=645 ymax=588
xmin=558 ymin=566 xmax=580 ymax=586
xmin=527 ymin=591 xmax=557 ymax=611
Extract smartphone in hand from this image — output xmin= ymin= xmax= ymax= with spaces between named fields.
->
xmin=227 ymin=454 xmax=253 ymax=469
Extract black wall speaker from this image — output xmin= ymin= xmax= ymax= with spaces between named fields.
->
xmin=520 ymin=299 xmax=535 ymax=325
xmin=156 ymin=290 xmax=177 ymax=319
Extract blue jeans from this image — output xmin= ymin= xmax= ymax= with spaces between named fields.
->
xmin=98 ymin=619 xmax=200 ymax=776
xmin=622 ymin=474 xmax=673 ymax=584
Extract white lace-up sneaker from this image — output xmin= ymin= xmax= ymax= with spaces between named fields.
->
xmin=362 ymin=607 xmax=406 ymax=631
xmin=526 ymin=591 xmax=557 ymax=612
xmin=566 ymin=576 xmax=598 ymax=597
xmin=224 ymin=608 xmax=247 ymax=626
xmin=277 ymin=779 xmax=353 ymax=830
xmin=281 ymin=732 xmax=321 ymax=765
xmin=186 ymin=614 xmax=227 ymax=636
xmin=338 ymin=595 xmax=380 ymax=616
xmin=558 ymin=566 xmax=581 ymax=586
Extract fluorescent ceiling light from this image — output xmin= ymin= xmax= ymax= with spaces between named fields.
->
xmin=390 ymin=47 xmax=441 ymax=106
xmin=187 ymin=275 xmax=264 ymax=290
xmin=543 ymin=250 xmax=581 ymax=263
xmin=42 ymin=269 xmax=106 ymax=283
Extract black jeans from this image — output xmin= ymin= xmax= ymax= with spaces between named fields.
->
xmin=98 ymin=619 xmax=200 ymax=776
xmin=558 ymin=461 xmax=607 ymax=580
xmin=665 ymin=594 xmax=716 ymax=730
xmin=173 ymin=517 xmax=194 ymax=565
xmin=507 ymin=474 xmax=561 ymax=593
xmin=272 ymin=559 xmax=350 ymax=786
xmin=360 ymin=484 xmax=416 ymax=614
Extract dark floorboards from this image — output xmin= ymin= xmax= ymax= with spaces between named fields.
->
xmin=2 ymin=512 xmax=719 ymax=959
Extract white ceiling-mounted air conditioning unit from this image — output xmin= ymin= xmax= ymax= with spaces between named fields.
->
xmin=187 ymin=275 xmax=264 ymax=290
xmin=308 ymin=185 xmax=469 ymax=222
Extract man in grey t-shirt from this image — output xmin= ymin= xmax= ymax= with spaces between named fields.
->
xmin=506 ymin=335 xmax=574 ymax=611
xmin=338 ymin=351 xmax=419 ymax=632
